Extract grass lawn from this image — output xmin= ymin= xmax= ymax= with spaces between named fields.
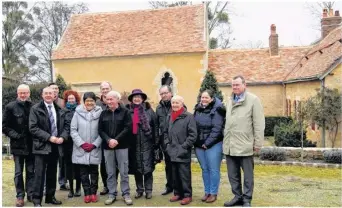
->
xmin=2 ymin=159 xmax=341 ymax=207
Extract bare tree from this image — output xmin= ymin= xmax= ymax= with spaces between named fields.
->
xmin=304 ymin=1 xmax=336 ymax=31
xmin=237 ymin=40 xmax=264 ymax=49
xmin=2 ymin=2 xmax=43 ymax=82
xmin=28 ymin=2 xmax=88 ymax=82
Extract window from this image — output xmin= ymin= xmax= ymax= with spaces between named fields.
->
xmin=161 ymin=72 xmax=173 ymax=86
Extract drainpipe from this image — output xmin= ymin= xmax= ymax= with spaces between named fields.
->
xmin=321 ymin=78 xmax=326 ymax=147
xmin=282 ymin=82 xmax=286 ymax=116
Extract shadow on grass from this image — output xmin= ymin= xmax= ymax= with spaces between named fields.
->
xmin=2 ymin=159 xmax=341 ymax=207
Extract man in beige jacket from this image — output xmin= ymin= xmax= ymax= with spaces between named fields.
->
xmin=223 ymin=75 xmax=265 ymax=207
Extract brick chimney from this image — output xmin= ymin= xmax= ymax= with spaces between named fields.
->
xmin=321 ymin=9 xmax=342 ymax=38
xmin=269 ymin=24 xmax=279 ymax=56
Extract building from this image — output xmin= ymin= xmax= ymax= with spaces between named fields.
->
xmin=52 ymin=5 xmax=341 ymax=147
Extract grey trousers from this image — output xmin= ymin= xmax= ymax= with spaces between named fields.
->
xmin=104 ymin=149 xmax=130 ymax=197
xmin=225 ymin=155 xmax=254 ymax=202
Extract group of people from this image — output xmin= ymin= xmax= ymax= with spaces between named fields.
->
xmin=3 ymin=75 xmax=265 ymax=207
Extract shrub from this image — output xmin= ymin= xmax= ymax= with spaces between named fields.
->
xmin=2 ymin=82 xmax=48 ymax=113
xmin=323 ymin=150 xmax=342 ymax=164
xmin=274 ymin=122 xmax=316 ymax=147
xmin=265 ymin=116 xmax=293 ymax=136
xmin=55 ymin=74 xmax=71 ymax=98
xmin=259 ymin=148 xmax=286 ymax=161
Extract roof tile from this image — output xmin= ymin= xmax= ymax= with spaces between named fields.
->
xmin=52 ymin=4 xmax=206 ymax=60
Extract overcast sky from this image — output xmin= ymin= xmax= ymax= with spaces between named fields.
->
xmin=84 ymin=1 xmax=342 ymax=48
xmin=42 ymin=1 xmax=340 ymax=49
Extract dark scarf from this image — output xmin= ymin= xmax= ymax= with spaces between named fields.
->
xmin=162 ymin=100 xmax=171 ymax=108
xmin=131 ymin=103 xmax=151 ymax=136
xmin=66 ymin=102 xmax=77 ymax=111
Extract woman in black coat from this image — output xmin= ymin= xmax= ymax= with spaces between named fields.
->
xmin=63 ymin=90 xmax=82 ymax=198
xmin=127 ymin=89 xmax=158 ymax=200
xmin=163 ymin=95 xmax=197 ymax=206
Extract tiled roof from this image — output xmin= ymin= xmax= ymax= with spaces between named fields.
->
xmin=285 ymin=26 xmax=342 ymax=81
xmin=208 ymin=47 xmax=311 ymax=84
xmin=52 ymin=4 xmax=206 ymax=60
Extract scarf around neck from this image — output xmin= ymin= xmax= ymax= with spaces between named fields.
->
xmin=131 ymin=103 xmax=151 ymax=136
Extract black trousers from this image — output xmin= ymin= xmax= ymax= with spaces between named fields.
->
xmin=64 ymin=150 xmax=81 ymax=191
xmin=79 ymin=164 xmax=99 ymax=196
xmin=163 ymin=151 xmax=173 ymax=191
xmin=58 ymin=156 xmax=67 ymax=186
xmin=134 ymin=172 xmax=153 ymax=194
xmin=100 ymin=148 xmax=108 ymax=188
xmin=171 ymin=162 xmax=192 ymax=198
xmin=226 ymin=155 xmax=254 ymax=202
xmin=13 ymin=154 xmax=35 ymax=199
xmin=32 ymin=151 xmax=59 ymax=204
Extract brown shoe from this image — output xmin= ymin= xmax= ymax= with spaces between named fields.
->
xmin=206 ymin=195 xmax=217 ymax=203
xmin=201 ymin=194 xmax=210 ymax=202
xmin=180 ymin=197 xmax=192 ymax=205
xmin=16 ymin=198 xmax=24 ymax=207
xmin=170 ymin=195 xmax=182 ymax=202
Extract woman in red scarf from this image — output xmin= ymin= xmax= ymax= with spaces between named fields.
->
xmin=163 ymin=95 xmax=197 ymax=205
xmin=127 ymin=89 xmax=158 ymax=200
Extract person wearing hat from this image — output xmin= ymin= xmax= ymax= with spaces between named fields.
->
xmin=70 ymin=92 xmax=103 ymax=204
xmin=126 ymin=89 xmax=159 ymax=200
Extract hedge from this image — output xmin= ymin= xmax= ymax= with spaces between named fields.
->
xmin=323 ymin=150 xmax=342 ymax=164
xmin=274 ymin=122 xmax=316 ymax=147
xmin=265 ymin=116 xmax=293 ymax=137
xmin=259 ymin=148 xmax=286 ymax=161
xmin=2 ymin=82 xmax=49 ymax=113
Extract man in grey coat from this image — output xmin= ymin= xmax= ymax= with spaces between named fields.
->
xmin=223 ymin=75 xmax=265 ymax=207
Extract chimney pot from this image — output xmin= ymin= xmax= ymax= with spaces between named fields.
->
xmin=335 ymin=10 xmax=340 ymax=17
xmin=321 ymin=8 xmax=342 ymax=38
xmin=329 ymin=9 xmax=334 ymax=17
xmin=270 ymin=24 xmax=276 ymax=34
xmin=269 ymin=24 xmax=278 ymax=56
xmin=323 ymin=8 xmax=328 ymax=17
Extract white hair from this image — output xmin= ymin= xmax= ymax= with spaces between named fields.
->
xmin=17 ymin=84 xmax=30 ymax=92
xmin=106 ymin=91 xmax=121 ymax=100
xmin=171 ymin=95 xmax=184 ymax=103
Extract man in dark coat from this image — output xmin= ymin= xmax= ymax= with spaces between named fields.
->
xmin=98 ymin=91 xmax=133 ymax=205
xmin=29 ymin=87 xmax=70 ymax=207
xmin=95 ymin=81 xmax=112 ymax=195
xmin=164 ymin=95 xmax=197 ymax=206
xmin=48 ymin=82 xmax=68 ymax=191
xmin=127 ymin=89 xmax=159 ymax=200
xmin=2 ymin=84 xmax=34 ymax=207
xmin=155 ymin=85 xmax=173 ymax=195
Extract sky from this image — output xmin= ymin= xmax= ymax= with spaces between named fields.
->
xmin=83 ymin=1 xmax=342 ymax=48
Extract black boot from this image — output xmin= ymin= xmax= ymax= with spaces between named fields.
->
xmin=68 ymin=190 xmax=74 ymax=198
xmin=68 ymin=180 xmax=74 ymax=198
xmin=74 ymin=180 xmax=81 ymax=197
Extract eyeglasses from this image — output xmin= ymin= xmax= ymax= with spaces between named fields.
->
xmin=160 ymin=92 xmax=170 ymax=96
xmin=85 ymin=100 xmax=95 ymax=103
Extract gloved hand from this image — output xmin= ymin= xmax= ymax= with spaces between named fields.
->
xmin=81 ymin=143 xmax=90 ymax=151
xmin=88 ymin=144 xmax=96 ymax=152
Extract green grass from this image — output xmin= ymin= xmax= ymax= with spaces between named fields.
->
xmin=2 ymin=160 xmax=341 ymax=207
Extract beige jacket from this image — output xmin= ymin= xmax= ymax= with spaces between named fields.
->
xmin=223 ymin=91 xmax=265 ymax=156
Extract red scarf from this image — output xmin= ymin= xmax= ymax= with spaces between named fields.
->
xmin=133 ymin=107 xmax=139 ymax=134
xmin=171 ymin=107 xmax=184 ymax=122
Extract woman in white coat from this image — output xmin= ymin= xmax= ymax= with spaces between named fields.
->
xmin=71 ymin=92 xmax=102 ymax=204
